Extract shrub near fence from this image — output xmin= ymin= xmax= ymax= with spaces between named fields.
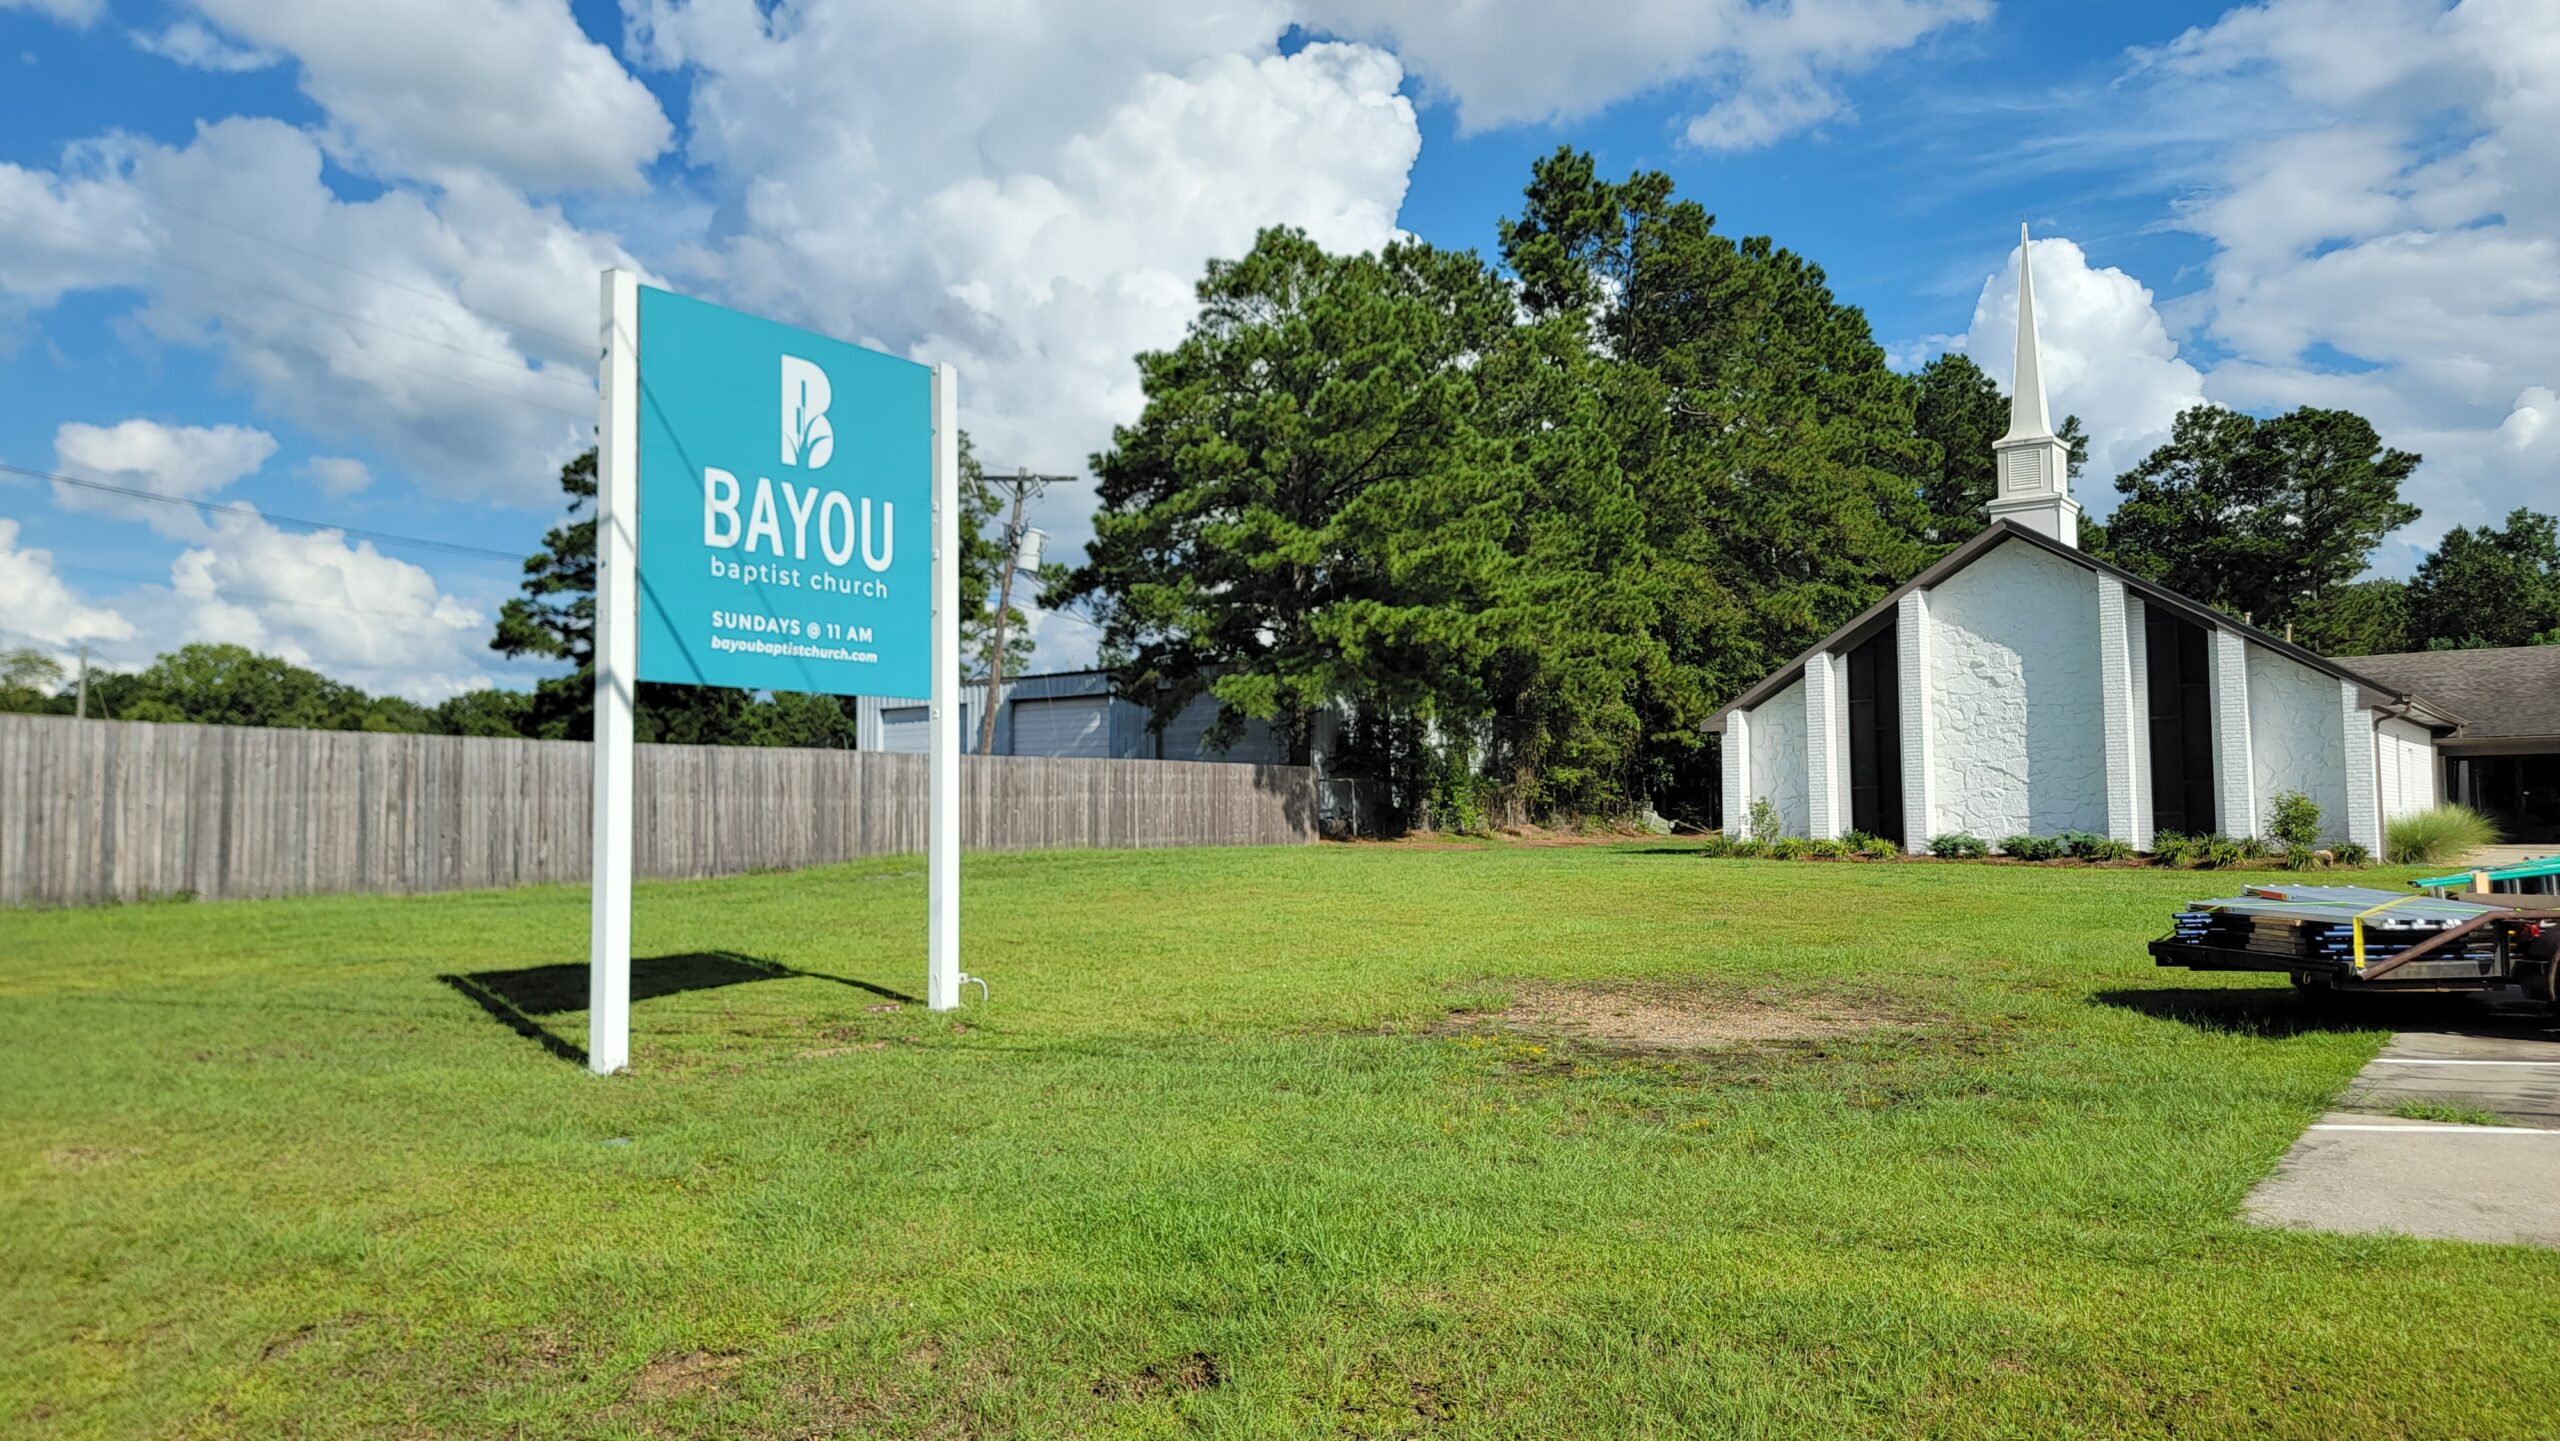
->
xmin=0 ymin=713 xmax=1318 ymax=907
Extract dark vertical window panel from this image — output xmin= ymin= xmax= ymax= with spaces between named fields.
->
xmin=2145 ymin=610 xmax=2215 ymax=836
xmin=1846 ymin=630 xmax=1904 ymax=845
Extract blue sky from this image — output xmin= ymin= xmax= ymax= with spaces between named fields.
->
xmin=1 ymin=0 xmax=2551 ymax=701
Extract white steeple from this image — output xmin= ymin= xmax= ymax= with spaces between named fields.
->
xmin=1987 ymin=224 xmax=2080 ymax=547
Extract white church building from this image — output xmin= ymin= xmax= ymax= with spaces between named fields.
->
xmin=1708 ymin=228 xmax=2466 ymax=851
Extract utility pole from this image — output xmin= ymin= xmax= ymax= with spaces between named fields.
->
xmin=977 ymin=466 xmax=1072 ymax=755
xmin=74 ymin=642 xmax=88 ymax=721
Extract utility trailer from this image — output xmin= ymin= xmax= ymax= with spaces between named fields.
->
xmin=2149 ymin=882 xmax=2560 ymax=1007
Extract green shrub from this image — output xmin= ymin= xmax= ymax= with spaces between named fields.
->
xmin=2234 ymin=835 xmax=2273 ymax=861
xmin=1999 ymin=834 xmax=2068 ymax=861
xmin=2052 ymin=830 xmax=2104 ymax=859
xmin=1768 ymin=836 xmax=1814 ymax=861
xmin=1425 ymin=740 xmax=1491 ymax=835
xmin=1855 ymin=833 xmax=1900 ymax=860
xmin=1746 ymin=796 xmax=1783 ymax=840
xmin=1807 ymin=837 xmax=1852 ymax=859
xmin=1696 ymin=833 xmax=1735 ymax=857
xmin=2385 ymin=804 xmax=2500 ymax=865
xmin=1929 ymin=833 xmax=1989 ymax=860
xmin=2331 ymin=841 xmax=2372 ymax=867
xmin=2201 ymin=834 xmax=2247 ymax=869
xmin=2148 ymin=832 xmax=2200 ymax=868
xmin=1726 ymin=836 xmax=1769 ymax=859
xmin=2283 ymin=843 xmax=2323 ymax=870
xmin=2083 ymin=837 xmax=2138 ymax=862
xmin=2268 ymin=790 xmax=2324 ymax=848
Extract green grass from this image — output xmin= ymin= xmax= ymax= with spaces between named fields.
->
xmin=2384 ymin=803 xmax=2501 ymax=865
xmin=6 ymin=845 xmax=2558 ymax=1438
xmin=2385 ymin=1101 xmax=2511 ymax=1128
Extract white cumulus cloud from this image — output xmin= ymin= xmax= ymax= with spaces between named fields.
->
xmin=0 ymin=118 xmax=635 ymax=503
xmin=628 ymin=1 xmax=1421 ymax=544
xmin=1299 ymin=0 xmax=1988 ymax=145
xmin=52 ymin=417 xmax=279 ymax=536
xmin=131 ymin=20 xmax=278 ymax=72
xmin=2124 ymin=0 xmax=2560 ymax=550
xmin=164 ymin=513 xmax=493 ymax=702
xmin=177 ymin=0 xmax=672 ymax=190
xmin=0 ymin=517 xmax=135 ymax=651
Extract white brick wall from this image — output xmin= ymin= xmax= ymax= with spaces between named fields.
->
xmin=1746 ymin=678 xmax=1811 ymax=838
xmin=1804 ymin=651 xmax=1841 ymax=839
xmin=1722 ymin=709 xmax=1751 ymax=838
xmin=2246 ymin=645 xmax=2350 ymax=843
xmin=2338 ymin=682 xmax=2383 ymax=851
xmin=2375 ymin=717 xmax=2437 ymax=822
xmin=2126 ymin=596 xmax=2151 ymax=847
xmin=1897 ymin=591 xmax=1934 ymax=852
xmin=2212 ymin=628 xmax=2255 ymax=838
xmin=1927 ymin=542 xmax=2108 ymax=839
xmin=2095 ymin=575 xmax=2138 ymax=845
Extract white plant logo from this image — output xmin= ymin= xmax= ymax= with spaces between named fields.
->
xmin=781 ymin=354 xmax=833 ymax=468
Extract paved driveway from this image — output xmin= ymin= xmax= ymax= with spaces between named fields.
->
xmin=2246 ymin=997 xmax=2560 ymax=1248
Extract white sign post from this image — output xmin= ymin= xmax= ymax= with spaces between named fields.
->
xmin=927 ymin=363 xmax=962 ymax=1013
xmin=590 ymin=268 xmax=639 ymax=1075
xmin=587 ymin=269 xmax=963 ymax=1075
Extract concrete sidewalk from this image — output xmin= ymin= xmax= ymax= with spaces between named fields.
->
xmin=2246 ymin=1001 xmax=2560 ymax=1248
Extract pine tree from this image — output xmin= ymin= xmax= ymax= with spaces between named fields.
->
xmin=2102 ymin=405 xmax=2420 ymax=632
xmin=2405 ymin=508 xmax=2560 ymax=649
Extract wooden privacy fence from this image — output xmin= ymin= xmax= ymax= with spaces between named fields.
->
xmin=0 ymin=713 xmax=1317 ymax=907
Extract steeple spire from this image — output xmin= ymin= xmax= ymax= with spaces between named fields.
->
xmin=2004 ymin=222 xmax=2053 ymax=441
xmin=1987 ymin=222 xmax=2081 ymax=547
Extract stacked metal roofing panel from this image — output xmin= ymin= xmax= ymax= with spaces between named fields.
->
xmin=2165 ymin=885 xmax=2506 ymax=974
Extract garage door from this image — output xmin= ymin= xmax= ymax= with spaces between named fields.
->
xmin=879 ymin=704 xmax=966 ymax=754
xmin=1157 ymin=693 xmax=1284 ymax=763
xmin=1010 ymin=696 xmax=1110 ymax=758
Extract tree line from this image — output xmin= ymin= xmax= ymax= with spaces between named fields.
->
xmin=6 ymin=149 xmax=2553 ymax=818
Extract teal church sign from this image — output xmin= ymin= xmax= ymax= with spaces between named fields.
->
xmin=633 ymin=285 xmax=933 ymax=698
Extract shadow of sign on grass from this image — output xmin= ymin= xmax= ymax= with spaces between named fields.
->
xmin=439 ymin=951 xmax=917 ymax=1066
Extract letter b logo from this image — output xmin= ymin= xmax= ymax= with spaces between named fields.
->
xmin=781 ymin=354 xmax=833 ymax=468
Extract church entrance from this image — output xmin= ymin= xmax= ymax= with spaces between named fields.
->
xmin=1845 ymin=629 xmax=1904 ymax=845
xmin=2145 ymin=609 xmax=2216 ymax=837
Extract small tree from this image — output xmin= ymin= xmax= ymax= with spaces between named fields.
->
xmin=1745 ymin=796 xmax=1783 ymax=840
xmin=2267 ymin=790 xmax=2323 ymax=849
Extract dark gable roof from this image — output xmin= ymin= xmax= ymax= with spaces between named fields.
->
xmin=2338 ymin=647 xmax=2560 ymax=742
xmin=1704 ymin=521 xmax=2466 ymax=733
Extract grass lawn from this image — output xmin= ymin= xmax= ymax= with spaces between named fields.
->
xmin=6 ymin=843 xmax=2557 ymax=1438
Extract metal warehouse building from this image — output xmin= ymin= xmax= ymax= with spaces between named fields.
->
xmin=852 ymin=670 xmax=1304 ymax=764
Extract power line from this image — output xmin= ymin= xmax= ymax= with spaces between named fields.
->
xmin=0 ymin=202 xmax=601 ymax=411
xmin=0 ymin=462 xmax=527 ymax=563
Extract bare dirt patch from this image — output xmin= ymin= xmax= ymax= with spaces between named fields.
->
xmin=631 ymin=1349 xmax=744 ymax=1401
xmin=1475 ymin=980 xmax=1909 ymax=1052
xmin=1096 ymin=1350 xmax=1223 ymax=1400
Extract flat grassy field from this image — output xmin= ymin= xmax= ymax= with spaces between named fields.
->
xmin=6 ymin=844 xmax=2557 ymax=1438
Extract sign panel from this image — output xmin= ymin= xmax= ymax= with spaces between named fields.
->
xmin=634 ymin=286 xmax=932 ymax=698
